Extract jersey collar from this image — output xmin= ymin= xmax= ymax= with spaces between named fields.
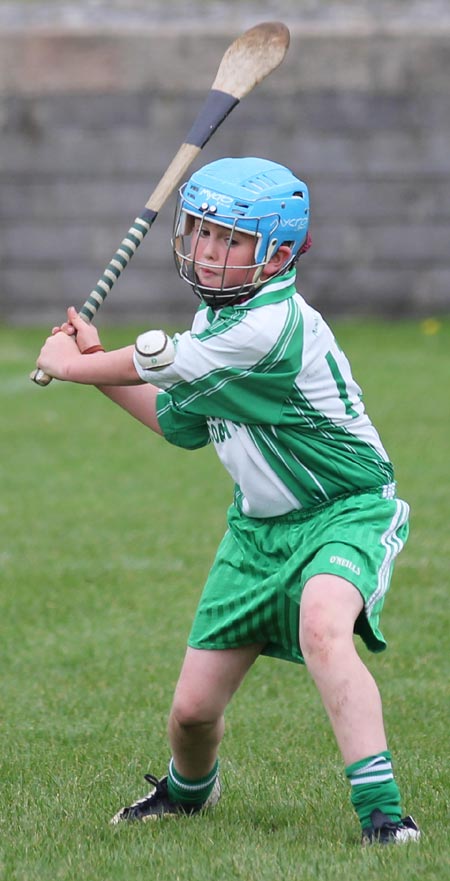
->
xmin=205 ymin=268 xmax=297 ymax=322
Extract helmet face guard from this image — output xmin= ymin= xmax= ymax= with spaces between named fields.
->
xmin=173 ymin=201 xmax=281 ymax=308
xmin=172 ymin=157 xmax=310 ymax=309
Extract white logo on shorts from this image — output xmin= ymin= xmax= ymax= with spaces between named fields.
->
xmin=330 ymin=555 xmax=361 ymax=576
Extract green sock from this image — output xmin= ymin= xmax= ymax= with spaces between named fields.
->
xmin=167 ymin=758 xmax=219 ymax=807
xmin=346 ymin=751 xmax=402 ymax=829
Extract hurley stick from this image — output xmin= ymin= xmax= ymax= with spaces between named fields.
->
xmin=31 ymin=21 xmax=290 ymax=386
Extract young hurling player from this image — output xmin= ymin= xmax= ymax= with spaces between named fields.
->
xmin=37 ymin=157 xmax=420 ymax=844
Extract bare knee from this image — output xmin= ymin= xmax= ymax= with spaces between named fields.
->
xmin=299 ymin=575 xmax=363 ymax=668
xmin=300 ymin=601 xmax=339 ymax=665
xmin=169 ymin=692 xmax=220 ymax=731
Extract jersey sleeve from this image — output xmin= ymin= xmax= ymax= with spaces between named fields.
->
xmin=156 ymin=391 xmax=210 ymax=450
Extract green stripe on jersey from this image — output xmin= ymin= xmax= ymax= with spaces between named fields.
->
xmin=325 ymin=350 xmax=360 ymax=418
xmin=286 ymin=384 xmax=393 ymax=485
xmin=192 ymin=309 xmax=245 ymax=342
xmin=247 ymin=424 xmax=329 ymax=506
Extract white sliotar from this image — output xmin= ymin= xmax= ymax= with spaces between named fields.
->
xmin=134 ymin=329 xmax=176 ymax=369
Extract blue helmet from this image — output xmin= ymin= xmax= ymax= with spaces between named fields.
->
xmin=172 ymin=157 xmax=310 ymax=308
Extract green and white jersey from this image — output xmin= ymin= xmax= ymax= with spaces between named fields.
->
xmin=134 ymin=269 xmax=394 ymax=518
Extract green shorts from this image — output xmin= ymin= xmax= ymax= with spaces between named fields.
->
xmin=188 ymin=490 xmax=409 ymax=664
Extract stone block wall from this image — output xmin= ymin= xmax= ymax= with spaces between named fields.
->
xmin=1 ymin=2 xmax=449 ymax=325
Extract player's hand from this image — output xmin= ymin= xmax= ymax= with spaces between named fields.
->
xmin=37 ymin=328 xmax=83 ymax=381
xmin=56 ymin=307 xmax=103 ymax=354
xmin=51 ymin=315 xmax=75 ymax=337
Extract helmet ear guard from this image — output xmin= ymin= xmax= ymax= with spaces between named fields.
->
xmin=263 ymin=236 xmax=282 ymax=266
xmin=177 ymin=211 xmax=195 ymax=237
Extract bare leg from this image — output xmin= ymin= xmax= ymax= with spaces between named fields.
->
xmin=300 ymin=574 xmax=387 ymax=766
xmin=168 ymin=643 xmax=263 ymax=779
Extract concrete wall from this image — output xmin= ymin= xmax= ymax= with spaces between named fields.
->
xmin=1 ymin=3 xmax=449 ymax=325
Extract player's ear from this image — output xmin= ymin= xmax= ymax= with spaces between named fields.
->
xmin=263 ymin=244 xmax=292 ymax=277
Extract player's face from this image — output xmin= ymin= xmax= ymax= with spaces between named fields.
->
xmin=191 ymin=219 xmax=257 ymax=289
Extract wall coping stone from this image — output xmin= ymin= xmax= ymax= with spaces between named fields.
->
xmin=1 ymin=5 xmax=450 ymax=96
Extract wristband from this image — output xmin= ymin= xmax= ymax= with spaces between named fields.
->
xmin=82 ymin=344 xmax=105 ymax=355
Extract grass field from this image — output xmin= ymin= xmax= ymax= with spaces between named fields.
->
xmin=1 ymin=319 xmax=449 ymax=881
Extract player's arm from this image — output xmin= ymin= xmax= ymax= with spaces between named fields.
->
xmin=37 ymin=332 xmax=164 ymax=433
xmin=96 ymin=383 xmax=164 ymax=435
xmin=36 ymin=330 xmax=139 ymax=385
xmin=36 ymin=308 xmax=164 ymax=434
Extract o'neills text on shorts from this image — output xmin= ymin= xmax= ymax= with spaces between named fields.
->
xmin=329 ymin=555 xmax=361 ymax=576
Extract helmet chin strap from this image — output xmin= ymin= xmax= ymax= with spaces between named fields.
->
xmin=192 ymin=275 xmax=257 ymax=307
